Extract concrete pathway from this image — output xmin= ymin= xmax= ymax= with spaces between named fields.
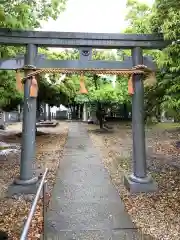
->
xmin=46 ymin=122 xmax=140 ymax=239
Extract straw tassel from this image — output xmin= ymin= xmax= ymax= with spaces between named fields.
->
xmin=79 ymin=74 xmax=88 ymax=94
xmin=128 ymin=75 xmax=134 ymax=95
xmin=30 ymin=75 xmax=38 ymax=97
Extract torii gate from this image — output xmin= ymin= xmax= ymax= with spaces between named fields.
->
xmin=0 ymin=28 xmax=170 ymax=195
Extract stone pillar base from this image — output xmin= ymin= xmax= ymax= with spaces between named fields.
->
xmin=14 ymin=176 xmax=38 ymax=185
xmin=7 ymin=173 xmax=40 ymax=197
xmin=7 ymin=177 xmax=40 ymax=197
xmin=124 ymin=174 xmax=157 ymax=193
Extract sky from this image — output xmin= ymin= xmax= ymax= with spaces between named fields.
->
xmin=41 ymin=0 xmax=153 ymax=52
xmin=41 ymin=0 xmax=154 ymax=33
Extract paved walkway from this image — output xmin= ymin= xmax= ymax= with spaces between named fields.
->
xmin=46 ymin=122 xmax=139 ymax=239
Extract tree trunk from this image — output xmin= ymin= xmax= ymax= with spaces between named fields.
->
xmin=76 ymin=104 xmax=79 ymax=119
xmin=48 ymin=105 xmax=51 ymax=121
xmin=43 ymin=103 xmax=47 ymax=121
xmin=71 ymin=104 xmax=76 ymax=120
xmin=155 ymin=106 xmax=161 ymax=122
xmin=96 ymin=102 xmax=104 ymax=129
xmin=36 ymin=98 xmax=41 ymax=122
xmin=80 ymin=104 xmax=83 ymax=120
xmin=99 ymin=116 xmax=103 ymax=129
xmin=123 ymin=103 xmax=128 ymax=120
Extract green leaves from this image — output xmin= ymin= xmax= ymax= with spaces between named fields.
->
xmin=151 ymin=0 xmax=180 ymax=40
xmin=85 ymin=75 xmax=129 ymax=104
xmin=150 ymin=0 xmax=180 ymax=113
xmin=0 ymin=0 xmax=67 ymax=110
xmin=0 ymin=0 xmax=67 ymax=30
xmin=125 ymin=0 xmax=152 ymax=34
xmin=0 ymin=70 xmax=22 ymax=110
xmin=123 ymin=0 xmax=180 ymax=119
xmin=88 ymin=84 xmax=116 ymax=103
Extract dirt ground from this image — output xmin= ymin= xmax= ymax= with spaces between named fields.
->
xmin=0 ymin=121 xmax=69 ymax=239
xmin=87 ymin=122 xmax=180 ymax=240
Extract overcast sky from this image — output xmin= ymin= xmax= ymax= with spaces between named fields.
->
xmin=41 ymin=0 xmax=153 ymax=52
xmin=41 ymin=0 xmax=153 ymax=33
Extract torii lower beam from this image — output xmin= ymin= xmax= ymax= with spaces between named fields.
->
xmin=0 ymin=55 xmax=157 ymax=70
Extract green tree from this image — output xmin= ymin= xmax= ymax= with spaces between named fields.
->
xmin=0 ymin=0 xmax=66 ymax=29
xmin=0 ymin=0 xmax=67 ymax=111
xmin=150 ymin=0 xmax=180 ymax=120
xmin=74 ymin=73 xmax=129 ymax=128
xmin=122 ymin=0 xmax=180 ymax=122
xmin=150 ymin=0 xmax=180 ymax=40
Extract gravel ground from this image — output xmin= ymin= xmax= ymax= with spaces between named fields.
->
xmin=87 ymin=122 xmax=180 ymax=240
xmin=0 ymin=121 xmax=69 ymax=239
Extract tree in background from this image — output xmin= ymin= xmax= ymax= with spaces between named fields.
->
xmin=150 ymin=0 xmax=180 ymax=120
xmin=0 ymin=0 xmax=67 ymax=111
xmin=122 ymin=0 xmax=180 ymax=122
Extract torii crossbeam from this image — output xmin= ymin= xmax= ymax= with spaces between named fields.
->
xmin=0 ymin=54 xmax=157 ymax=70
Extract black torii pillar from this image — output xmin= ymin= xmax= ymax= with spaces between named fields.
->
xmin=8 ymin=44 xmax=39 ymax=196
xmin=18 ymin=44 xmax=38 ymax=184
xmin=124 ymin=47 xmax=157 ymax=193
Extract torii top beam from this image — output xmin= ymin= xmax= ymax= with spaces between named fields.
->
xmin=0 ymin=28 xmax=171 ymax=49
